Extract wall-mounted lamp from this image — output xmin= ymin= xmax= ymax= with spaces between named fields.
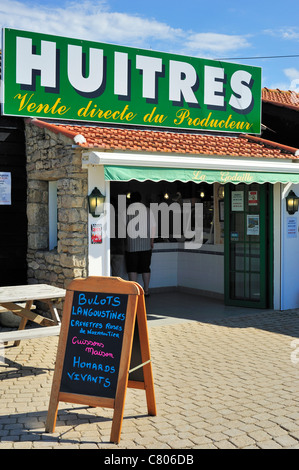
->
xmin=88 ymin=187 xmax=105 ymax=217
xmin=163 ymin=192 xmax=170 ymax=200
xmin=218 ymin=185 xmax=225 ymax=199
xmin=286 ymin=190 xmax=299 ymax=215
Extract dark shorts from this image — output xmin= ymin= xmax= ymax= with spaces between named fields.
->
xmin=125 ymin=250 xmax=152 ymax=274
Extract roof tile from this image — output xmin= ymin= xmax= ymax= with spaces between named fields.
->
xmin=262 ymin=88 xmax=299 ymax=110
xmin=28 ymin=118 xmax=299 ymax=160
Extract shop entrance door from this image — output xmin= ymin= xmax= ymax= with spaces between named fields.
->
xmin=224 ymin=183 xmax=273 ymax=308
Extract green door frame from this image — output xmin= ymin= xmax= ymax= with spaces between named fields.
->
xmin=224 ymin=183 xmax=273 ymax=309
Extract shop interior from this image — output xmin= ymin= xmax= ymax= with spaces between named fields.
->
xmin=110 ymin=179 xmax=222 ymax=244
xmin=109 ymin=180 xmax=272 ymax=323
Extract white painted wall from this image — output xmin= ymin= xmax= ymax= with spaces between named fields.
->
xmin=280 ymin=183 xmax=299 ymax=310
xmin=151 ymin=243 xmax=224 ymax=294
xmin=177 ymin=246 xmax=224 ymax=295
xmin=87 ymin=166 xmax=110 ymax=277
xmin=273 ymin=183 xmax=281 ymax=310
xmin=151 ymin=246 xmax=179 ymax=288
xmin=109 ymin=242 xmax=223 ymax=295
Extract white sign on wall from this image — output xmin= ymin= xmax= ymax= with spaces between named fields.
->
xmin=287 ymin=217 xmax=297 ymax=238
xmin=231 ymin=191 xmax=244 ymax=211
xmin=0 ymin=172 xmax=11 ymax=205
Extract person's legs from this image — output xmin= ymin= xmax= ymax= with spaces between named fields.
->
xmin=127 ymin=251 xmax=151 ymax=294
xmin=125 ymin=251 xmax=138 ymax=283
xmin=140 ymin=250 xmax=152 ymax=295
xmin=128 ymin=272 xmax=138 ymax=282
xmin=142 ymin=272 xmax=151 ymax=295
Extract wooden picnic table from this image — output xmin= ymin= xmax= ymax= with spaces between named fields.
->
xmin=0 ymin=284 xmax=66 ymax=345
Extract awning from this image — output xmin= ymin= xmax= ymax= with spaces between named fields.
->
xmin=104 ymin=165 xmax=299 ymax=185
xmin=82 ymin=151 xmax=299 ymax=185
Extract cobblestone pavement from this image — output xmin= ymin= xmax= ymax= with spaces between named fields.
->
xmin=1 ymin=309 xmax=299 ymax=449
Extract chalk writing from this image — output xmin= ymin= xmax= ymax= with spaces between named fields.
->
xmin=71 ymin=336 xmax=104 ymax=348
xmin=60 ymin=290 xmax=128 ymax=398
xmin=78 ymin=293 xmax=121 ymax=306
xmin=72 ymin=356 xmax=115 ymax=373
xmin=85 ymin=347 xmax=114 ymax=358
xmin=66 ymin=372 xmax=111 ymax=388
xmin=71 ymin=306 xmax=125 ymax=320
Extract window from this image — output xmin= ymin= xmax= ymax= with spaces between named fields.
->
xmin=49 ymin=181 xmax=58 ymax=250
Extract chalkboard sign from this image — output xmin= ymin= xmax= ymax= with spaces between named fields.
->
xmin=45 ymin=276 xmax=156 ymax=444
xmin=60 ymin=290 xmax=128 ymax=399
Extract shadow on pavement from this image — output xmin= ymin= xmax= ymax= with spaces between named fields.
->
xmin=145 ymin=291 xmax=299 ymax=339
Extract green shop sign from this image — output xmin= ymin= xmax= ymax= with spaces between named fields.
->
xmin=1 ymin=28 xmax=262 ymax=134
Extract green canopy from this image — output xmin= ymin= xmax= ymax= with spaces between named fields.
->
xmin=104 ymin=165 xmax=299 ymax=185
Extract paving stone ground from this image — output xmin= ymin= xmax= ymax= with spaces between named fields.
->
xmin=1 ymin=309 xmax=299 ymax=449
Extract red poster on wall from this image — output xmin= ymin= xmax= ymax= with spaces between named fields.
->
xmin=248 ymin=191 xmax=258 ymax=206
xmin=91 ymin=224 xmax=102 ymax=244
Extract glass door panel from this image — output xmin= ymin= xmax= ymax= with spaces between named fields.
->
xmin=225 ymin=183 xmax=269 ymax=308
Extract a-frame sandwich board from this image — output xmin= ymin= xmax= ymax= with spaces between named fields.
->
xmin=45 ymin=276 xmax=156 ymax=443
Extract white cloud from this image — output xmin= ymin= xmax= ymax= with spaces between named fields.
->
xmin=0 ymin=0 xmax=183 ymax=49
xmin=264 ymin=27 xmax=299 ymax=41
xmin=284 ymin=68 xmax=299 ymax=92
xmin=184 ymin=32 xmax=251 ymax=56
xmin=0 ymin=0 xmax=252 ymax=58
xmin=268 ymin=68 xmax=299 ymax=91
xmin=281 ymin=28 xmax=299 ymax=40
xmin=284 ymin=67 xmax=299 ymax=81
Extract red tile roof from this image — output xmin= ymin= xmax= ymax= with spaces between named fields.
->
xmin=262 ymin=88 xmax=299 ymax=110
xmin=29 ymin=117 xmax=299 ymax=160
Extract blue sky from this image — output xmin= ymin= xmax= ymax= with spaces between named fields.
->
xmin=1 ymin=0 xmax=299 ymax=90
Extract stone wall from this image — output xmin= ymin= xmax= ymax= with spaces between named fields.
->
xmin=25 ymin=123 xmax=88 ymax=289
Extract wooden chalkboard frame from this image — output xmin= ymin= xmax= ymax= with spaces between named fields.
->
xmin=45 ymin=276 xmax=156 ymax=444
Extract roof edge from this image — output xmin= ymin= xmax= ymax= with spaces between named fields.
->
xmin=26 ymin=117 xmax=299 ymax=158
xmin=26 ymin=118 xmax=87 ymax=146
xmin=241 ymin=133 xmax=299 ymax=156
xmin=262 ymin=97 xmax=299 ymax=112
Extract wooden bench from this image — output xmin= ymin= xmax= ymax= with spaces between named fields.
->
xmin=0 ymin=284 xmax=65 ymax=346
xmin=0 ymin=325 xmax=61 ymax=343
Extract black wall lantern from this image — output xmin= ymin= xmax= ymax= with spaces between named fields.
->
xmin=286 ymin=190 xmax=299 ymax=215
xmin=88 ymin=187 xmax=105 ymax=217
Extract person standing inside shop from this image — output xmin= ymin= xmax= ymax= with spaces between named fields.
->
xmin=125 ymin=191 xmax=156 ymax=296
